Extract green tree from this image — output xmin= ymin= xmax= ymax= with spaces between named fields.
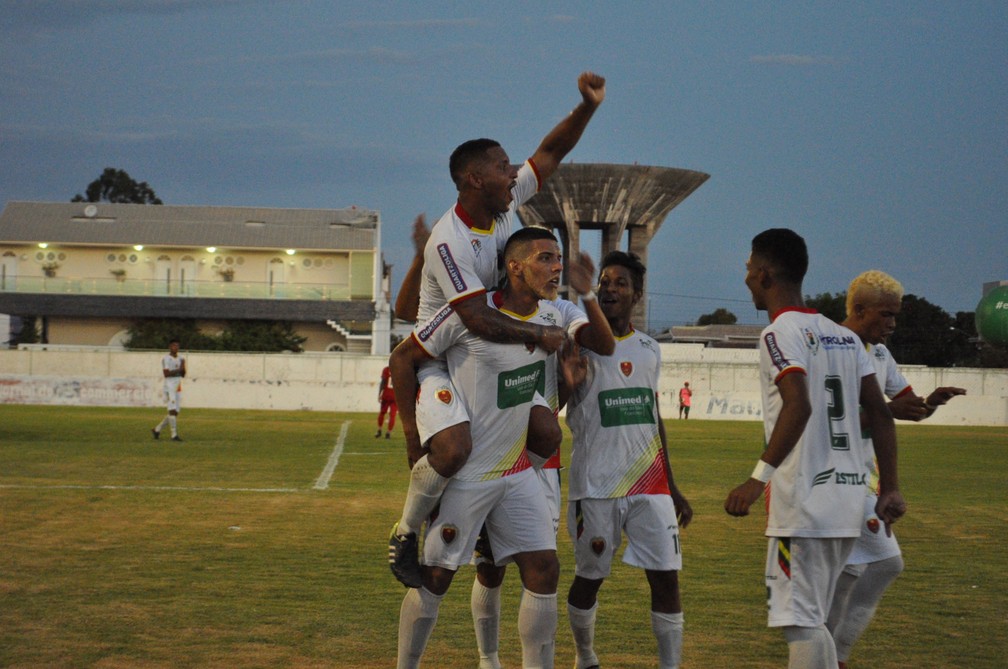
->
xmin=218 ymin=321 xmax=306 ymax=353
xmin=72 ymin=168 xmax=163 ymax=204
xmin=696 ymin=308 xmax=737 ymax=326
xmin=123 ymin=319 xmax=306 ymax=353
xmin=888 ymin=295 xmax=967 ymax=367
xmin=804 ymin=291 xmax=847 ymax=323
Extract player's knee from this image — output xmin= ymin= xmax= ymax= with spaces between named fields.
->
xmin=423 ymin=566 xmax=456 ymax=596
xmin=476 ymin=562 xmax=507 ymax=588
xmin=526 ymin=408 xmax=561 ymax=459
xmin=428 ymin=424 xmax=472 ymax=476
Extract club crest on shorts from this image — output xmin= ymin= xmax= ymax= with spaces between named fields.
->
xmin=620 ymin=361 xmax=633 ymax=377
xmin=590 ymin=536 xmax=606 ymax=555
xmin=441 ymin=524 xmax=458 ymax=544
xmin=436 ymin=387 xmax=453 ymax=404
xmin=866 ymin=518 xmax=880 ymax=534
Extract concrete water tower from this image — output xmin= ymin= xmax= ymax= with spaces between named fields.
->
xmin=517 ymin=163 xmax=709 ymax=330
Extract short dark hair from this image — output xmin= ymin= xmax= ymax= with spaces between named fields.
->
xmin=751 ymin=228 xmax=808 ymax=284
xmin=449 ymin=138 xmax=501 ymax=188
xmin=504 ymin=225 xmax=557 ymax=262
xmin=169 ymin=338 xmax=180 ymax=345
xmin=599 ymin=250 xmax=646 ymax=294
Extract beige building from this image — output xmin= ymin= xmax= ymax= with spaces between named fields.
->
xmin=0 ymin=201 xmax=390 ymax=353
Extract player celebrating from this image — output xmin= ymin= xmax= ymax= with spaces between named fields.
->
xmin=564 ymin=251 xmax=693 ymax=669
xmin=389 ymin=71 xmax=609 ymax=589
xmin=724 ymin=229 xmax=905 ymax=668
xmin=469 ymin=235 xmax=614 ymax=669
xmin=390 ymin=227 xmax=584 ymax=669
xmin=152 ymin=338 xmax=185 ymax=442
xmin=826 ymin=270 xmax=965 ymax=668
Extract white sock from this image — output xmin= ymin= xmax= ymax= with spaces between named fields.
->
xmin=471 ymin=579 xmax=502 ymax=669
xmin=651 ymin=610 xmax=683 ymax=669
xmin=397 ymin=455 xmax=449 ymax=535
xmin=830 ymin=555 xmax=904 ymax=661
xmin=156 ymin=416 xmax=169 ymax=432
xmin=168 ymin=415 xmax=177 ymax=437
xmin=567 ymin=601 xmax=599 ymax=669
xmin=783 ymin=625 xmax=836 ymax=669
xmin=397 ymin=586 xmax=443 ymax=669
xmin=518 ymin=589 xmax=557 ymax=669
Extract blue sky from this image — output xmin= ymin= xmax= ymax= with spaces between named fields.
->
xmin=2 ymin=1 xmax=1005 ymax=330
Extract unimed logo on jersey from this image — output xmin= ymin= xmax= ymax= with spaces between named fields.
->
xmin=416 ymin=304 xmax=454 ymax=342
xmin=598 ymin=387 xmax=655 ymax=428
xmin=437 ymin=243 xmax=468 ymax=294
xmin=497 ymin=361 xmax=545 ymax=409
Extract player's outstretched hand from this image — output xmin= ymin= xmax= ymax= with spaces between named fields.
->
xmin=411 ymin=214 xmax=429 ymax=256
xmin=567 ymin=251 xmax=596 ymax=297
xmin=578 ymin=71 xmax=606 ymax=108
xmin=927 ymin=386 xmax=966 ymax=407
xmin=724 ymin=478 xmax=766 ymax=517
xmin=875 ymin=489 xmax=907 ymax=537
xmin=559 ymin=339 xmax=587 ymax=390
xmin=888 ymin=393 xmax=930 ymax=421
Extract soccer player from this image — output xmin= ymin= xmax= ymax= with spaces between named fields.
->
xmin=152 ymin=338 xmax=185 ymax=442
xmin=678 ymin=381 xmax=692 ymax=419
xmin=376 ymin=365 xmax=397 ymax=439
xmin=563 ymin=251 xmax=693 ymax=669
xmin=826 ymin=270 xmax=965 ymax=669
xmin=390 ymin=226 xmax=584 ymax=669
xmin=470 ymin=240 xmax=614 ymax=669
xmin=724 ymin=229 xmax=906 ymax=669
xmin=389 ymin=71 xmax=610 ymax=588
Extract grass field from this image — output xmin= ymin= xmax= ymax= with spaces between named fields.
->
xmin=1 ymin=405 xmax=1005 ymax=668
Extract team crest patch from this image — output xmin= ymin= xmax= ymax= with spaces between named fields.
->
xmin=436 ymin=387 xmax=453 ymax=404
xmin=803 ymin=328 xmax=820 ymax=353
xmin=441 ymin=525 xmax=458 ymax=545
xmin=620 ymin=361 xmax=633 ymax=377
xmin=590 ymin=537 xmax=606 ymax=555
xmin=866 ymin=518 xmax=880 ymax=534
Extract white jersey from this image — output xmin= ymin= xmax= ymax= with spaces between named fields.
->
xmin=416 ymin=159 xmax=541 ymax=324
xmin=758 ymin=308 xmax=876 ymax=538
xmin=412 ymin=291 xmax=558 ymax=482
xmin=863 ymin=341 xmax=912 ymax=492
xmin=539 ymin=297 xmax=589 ymax=411
xmin=161 ymin=354 xmax=184 ymax=393
xmin=565 ymin=329 xmax=670 ymax=501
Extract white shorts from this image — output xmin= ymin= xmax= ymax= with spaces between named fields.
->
xmin=537 ymin=467 xmax=561 ymax=535
xmin=765 ymin=536 xmax=855 ymax=628
xmin=844 ymin=494 xmax=901 ymax=569
xmin=415 ymin=363 xmax=469 ymax=446
xmin=163 ymin=386 xmax=181 ymax=413
xmin=567 ymin=495 xmax=682 ymax=579
xmin=424 ymin=468 xmax=555 ymax=570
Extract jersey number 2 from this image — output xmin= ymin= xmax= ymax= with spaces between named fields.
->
xmin=825 ymin=375 xmax=850 ymax=451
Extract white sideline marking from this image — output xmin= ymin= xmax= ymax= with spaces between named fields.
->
xmin=313 ymin=420 xmax=351 ymax=490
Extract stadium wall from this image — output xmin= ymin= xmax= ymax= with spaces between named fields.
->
xmin=0 ymin=345 xmax=1005 ymax=425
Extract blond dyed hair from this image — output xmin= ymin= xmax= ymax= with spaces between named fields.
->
xmin=846 ymin=270 xmax=904 ymax=317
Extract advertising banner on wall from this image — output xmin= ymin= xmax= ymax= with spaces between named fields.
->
xmin=0 ymin=376 xmax=156 ymax=406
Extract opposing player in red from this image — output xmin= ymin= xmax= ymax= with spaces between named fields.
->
xmin=376 ymin=365 xmax=397 ymax=439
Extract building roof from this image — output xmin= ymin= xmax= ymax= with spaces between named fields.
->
xmin=0 ymin=201 xmax=380 ymax=252
xmin=653 ymin=323 xmax=765 ymax=348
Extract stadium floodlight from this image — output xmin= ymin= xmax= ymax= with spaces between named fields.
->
xmin=38 ymin=242 xmax=48 ymax=248
xmin=285 ymin=249 xmax=296 ymax=255
xmin=206 ymin=247 xmax=216 ymax=253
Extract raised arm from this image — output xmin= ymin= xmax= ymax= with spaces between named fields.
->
xmin=529 ymin=71 xmax=606 ymax=183
xmin=566 ymin=250 xmax=615 ymax=355
xmin=393 ymin=214 xmax=429 ymax=322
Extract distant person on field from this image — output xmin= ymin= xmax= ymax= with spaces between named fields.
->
xmin=826 ymin=270 xmax=965 ymax=669
xmin=678 ymin=381 xmax=692 ymax=419
xmin=724 ymin=229 xmax=905 ymax=668
xmin=376 ymin=365 xmax=397 ymax=439
xmin=153 ymin=338 xmax=185 ymax=442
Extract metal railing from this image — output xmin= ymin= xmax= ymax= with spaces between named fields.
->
xmin=0 ymin=276 xmax=355 ymax=301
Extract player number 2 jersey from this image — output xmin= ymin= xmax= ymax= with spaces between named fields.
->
xmin=759 ymin=308 xmax=876 ymax=537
